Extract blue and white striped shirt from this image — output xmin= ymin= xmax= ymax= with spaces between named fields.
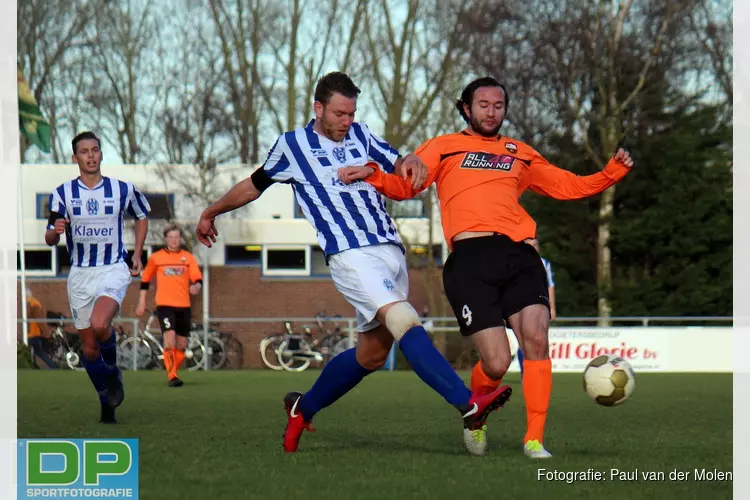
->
xmin=541 ymin=257 xmax=555 ymax=287
xmin=49 ymin=177 xmax=151 ymax=267
xmin=262 ymin=120 xmax=403 ymax=256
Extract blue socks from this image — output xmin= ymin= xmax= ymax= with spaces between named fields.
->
xmin=398 ymin=325 xmax=472 ymax=408
xmin=298 ymin=347 xmax=372 ymax=421
xmin=297 ymin=326 xmax=473 ymax=421
xmin=517 ymin=348 xmax=525 ymax=376
xmin=83 ymin=331 xmax=121 ymax=405
xmin=82 ymin=355 xmax=110 ymax=405
xmin=98 ymin=331 xmax=118 ymax=368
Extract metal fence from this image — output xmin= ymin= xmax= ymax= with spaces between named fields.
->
xmin=17 ymin=315 xmax=733 ymax=371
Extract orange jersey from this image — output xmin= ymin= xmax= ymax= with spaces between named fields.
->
xmin=141 ymin=249 xmax=203 ymax=308
xmin=366 ymin=129 xmax=631 ymax=249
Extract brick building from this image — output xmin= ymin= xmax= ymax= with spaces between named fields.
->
xmin=18 ymin=163 xmax=452 ymax=368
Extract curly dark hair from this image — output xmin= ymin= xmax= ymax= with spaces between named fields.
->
xmin=455 ymin=77 xmax=510 ymax=123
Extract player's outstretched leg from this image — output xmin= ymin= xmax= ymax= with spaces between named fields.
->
xmin=386 ymin=302 xmax=512 ymax=455
xmin=282 ymin=348 xmax=372 ymax=452
xmin=282 ymin=331 xmax=391 ymax=453
xmin=466 ymin=328 xmax=514 ymax=455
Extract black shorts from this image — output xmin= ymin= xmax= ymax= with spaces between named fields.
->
xmin=442 ymin=234 xmax=550 ymax=336
xmin=156 ymin=306 xmax=192 ymax=337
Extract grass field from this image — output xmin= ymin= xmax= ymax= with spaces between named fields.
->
xmin=18 ymin=370 xmax=732 ymax=500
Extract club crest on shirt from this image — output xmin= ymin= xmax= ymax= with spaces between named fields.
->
xmin=460 ymin=152 xmax=515 ymax=171
xmin=332 ymin=147 xmax=347 ymax=163
xmin=86 ymin=198 xmax=99 ymax=215
xmin=505 ymin=142 xmax=518 ymax=153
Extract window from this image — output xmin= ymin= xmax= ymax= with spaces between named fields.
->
xmin=140 ymin=193 xmax=175 ymax=219
xmin=262 ymin=246 xmax=309 ymax=276
xmin=36 ymin=193 xmax=51 ymax=220
xmin=310 ymin=246 xmax=330 ymax=276
xmin=17 ymin=248 xmax=55 ymax=276
xmin=225 ymin=245 xmax=262 ymax=265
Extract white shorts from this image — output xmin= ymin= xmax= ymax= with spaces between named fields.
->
xmin=67 ymin=261 xmax=132 ymax=329
xmin=328 ymin=244 xmax=409 ymax=332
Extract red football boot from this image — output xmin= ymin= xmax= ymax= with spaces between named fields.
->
xmin=283 ymin=392 xmax=315 ymax=453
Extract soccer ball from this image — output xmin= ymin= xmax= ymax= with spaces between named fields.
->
xmin=583 ymin=354 xmax=636 ymax=406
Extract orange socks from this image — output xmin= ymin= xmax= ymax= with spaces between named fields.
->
xmin=471 ymin=361 xmax=503 ymax=395
xmin=173 ymin=349 xmax=185 ymax=378
xmin=522 ymin=358 xmax=552 ymax=444
xmin=164 ymin=348 xmax=186 ymax=381
xmin=163 ymin=348 xmax=175 ymax=380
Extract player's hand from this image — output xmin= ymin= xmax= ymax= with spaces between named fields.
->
xmin=613 ymin=148 xmax=634 ymax=168
xmin=130 ymin=258 xmax=143 ymax=277
xmin=399 ymin=153 xmax=427 ymax=188
xmin=189 ymin=283 xmax=202 ymax=295
xmin=196 ymin=216 xmax=218 ymax=247
xmin=52 ymin=218 xmax=68 ymax=235
xmin=337 ymin=165 xmax=375 ymax=185
xmin=135 ymin=303 xmax=146 ymax=318
xmin=550 ymin=309 xmax=557 ymax=321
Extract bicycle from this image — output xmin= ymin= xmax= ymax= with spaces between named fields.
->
xmin=259 ymin=323 xmax=292 ymax=371
xmin=189 ymin=322 xmax=230 ymax=370
xmin=276 ymin=313 xmax=356 ymax=373
xmin=44 ymin=311 xmax=85 ymax=371
xmin=117 ymin=311 xmax=206 ymax=371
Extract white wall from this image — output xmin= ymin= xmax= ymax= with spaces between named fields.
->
xmin=19 ymin=163 xmax=445 ymax=266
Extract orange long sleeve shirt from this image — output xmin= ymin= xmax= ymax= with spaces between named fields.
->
xmin=141 ymin=249 xmax=203 ymax=308
xmin=366 ymin=129 xmax=631 ymax=249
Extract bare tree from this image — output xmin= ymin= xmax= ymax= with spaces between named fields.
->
xmin=361 ymin=0 xmax=491 ymax=149
xmin=469 ymin=0 xmax=697 ymax=324
xmin=689 ymin=0 xmax=732 ymax=106
xmin=259 ymin=0 xmax=369 ymax=134
xmin=83 ymin=0 xmax=164 ymax=164
xmin=209 ymin=0 xmax=285 ymax=164
xmin=157 ymin=2 xmax=234 ymax=166
xmin=17 ymin=0 xmax=99 ymax=162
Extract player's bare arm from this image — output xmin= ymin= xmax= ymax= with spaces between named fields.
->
xmin=197 ymin=176 xmax=263 ymax=247
xmin=44 ymin=215 xmax=68 ymax=246
xmin=135 ymin=290 xmax=147 ymax=317
xmin=130 ymin=218 xmax=148 ymax=276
